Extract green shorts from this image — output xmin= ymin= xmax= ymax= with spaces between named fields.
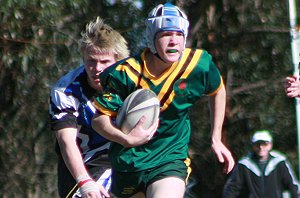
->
xmin=110 ymin=158 xmax=191 ymax=197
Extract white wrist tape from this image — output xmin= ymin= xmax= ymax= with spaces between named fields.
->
xmin=76 ymin=174 xmax=88 ymax=181
xmin=79 ymin=180 xmax=99 ymax=195
xmin=76 ymin=174 xmax=99 ymax=195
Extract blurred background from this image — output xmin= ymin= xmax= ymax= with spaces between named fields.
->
xmin=0 ymin=0 xmax=300 ymax=197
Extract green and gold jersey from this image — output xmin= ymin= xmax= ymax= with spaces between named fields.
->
xmin=93 ymin=48 xmax=223 ymax=172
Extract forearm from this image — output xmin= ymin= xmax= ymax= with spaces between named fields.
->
xmin=56 ymin=128 xmax=89 ymax=179
xmin=207 ymin=86 xmax=234 ymax=173
xmin=92 ymin=112 xmax=156 ymax=147
xmin=57 ymin=128 xmax=109 ymax=196
xmin=209 ymin=85 xmax=226 ymax=142
xmin=92 ymin=113 xmax=129 ymax=146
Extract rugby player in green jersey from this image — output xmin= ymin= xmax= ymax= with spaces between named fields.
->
xmin=92 ymin=3 xmax=235 ymax=198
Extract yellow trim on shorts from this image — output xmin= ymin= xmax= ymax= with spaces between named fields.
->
xmin=184 ymin=158 xmax=192 ymax=184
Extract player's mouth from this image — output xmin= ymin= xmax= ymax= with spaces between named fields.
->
xmin=167 ymin=49 xmax=178 ymax=53
xmin=93 ymin=77 xmax=100 ymax=83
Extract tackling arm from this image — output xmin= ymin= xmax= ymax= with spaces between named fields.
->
xmin=56 ymin=128 xmax=109 ymax=197
xmin=56 ymin=128 xmax=88 ymax=179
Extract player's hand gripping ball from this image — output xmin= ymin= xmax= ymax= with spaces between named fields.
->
xmin=116 ymin=89 xmax=160 ymax=134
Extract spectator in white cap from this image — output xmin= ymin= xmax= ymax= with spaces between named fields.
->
xmin=251 ymin=130 xmax=273 ymax=161
xmin=223 ymin=130 xmax=300 ymax=198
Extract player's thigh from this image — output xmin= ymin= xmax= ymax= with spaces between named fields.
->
xmin=131 ymin=192 xmax=145 ymax=198
xmin=109 ymin=191 xmax=145 ymax=198
xmin=146 ymin=177 xmax=185 ymax=198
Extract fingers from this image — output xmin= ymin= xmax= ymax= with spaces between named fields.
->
xmin=134 ymin=116 xmax=159 ymax=140
xmin=212 ymin=141 xmax=235 ymax=174
xmin=98 ymin=185 xmax=110 ymax=197
xmin=126 ymin=116 xmax=158 ymax=147
xmin=217 ymin=151 xmax=235 ymax=174
xmin=147 ymin=119 xmax=159 ymax=140
xmin=135 ymin=115 xmax=146 ymax=127
xmin=285 ymin=76 xmax=297 ymax=88
xmin=284 ymin=76 xmax=300 ymax=98
xmin=285 ymin=77 xmax=295 ymax=90
xmin=224 ymin=153 xmax=235 ymax=174
xmin=215 ymin=150 xmax=225 ymax=163
xmin=285 ymin=76 xmax=297 ymax=83
xmin=221 ymin=146 xmax=235 ymax=173
xmin=286 ymin=84 xmax=300 ymax=97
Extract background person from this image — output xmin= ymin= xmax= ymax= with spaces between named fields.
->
xmin=223 ymin=130 xmax=300 ymax=198
xmin=49 ymin=17 xmax=129 ymax=197
xmin=92 ymin=3 xmax=234 ymax=198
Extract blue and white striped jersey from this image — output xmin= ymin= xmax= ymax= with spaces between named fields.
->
xmin=49 ymin=65 xmax=110 ymax=164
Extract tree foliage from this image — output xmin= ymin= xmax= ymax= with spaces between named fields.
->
xmin=0 ymin=0 xmax=299 ymax=197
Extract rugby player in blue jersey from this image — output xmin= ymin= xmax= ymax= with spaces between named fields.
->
xmin=49 ymin=17 xmax=129 ymax=198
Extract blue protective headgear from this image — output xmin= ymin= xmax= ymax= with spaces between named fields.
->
xmin=145 ymin=3 xmax=189 ymax=54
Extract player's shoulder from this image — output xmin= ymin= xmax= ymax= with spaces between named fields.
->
xmin=182 ymin=48 xmax=214 ymax=74
xmin=52 ymin=65 xmax=84 ymax=92
xmin=183 ymin=48 xmax=212 ymax=64
xmin=184 ymin=48 xmax=209 ymax=55
xmin=102 ymin=56 xmax=134 ymax=74
xmin=101 ymin=55 xmax=142 ymax=81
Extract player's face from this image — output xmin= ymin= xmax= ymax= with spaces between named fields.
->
xmin=84 ymin=48 xmax=116 ymax=90
xmin=155 ymin=31 xmax=184 ymax=64
xmin=252 ymin=141 xmax=272 ymax=161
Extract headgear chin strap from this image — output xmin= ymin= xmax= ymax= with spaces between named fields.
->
xmin=145 ymin=3 xmax=189 ymax=54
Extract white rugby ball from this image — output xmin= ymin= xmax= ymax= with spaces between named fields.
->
xmin=116 ymin=89 xmax=160 ymax=134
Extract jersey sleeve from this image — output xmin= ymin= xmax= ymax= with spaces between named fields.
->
xmin=280 ymin=160 xmax=300 ymax=197
xmin=49 ymin=83 xmax=78 ymax=131
xmin=93 ymin=63 xmax=134 ymax=117
xmin=200 ymin=51 xmax=223 ymax=96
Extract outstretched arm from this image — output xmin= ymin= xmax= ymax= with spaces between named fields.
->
xmin=285 ymin=76 xmax=300 ymax=98
xmin=208 ymin=85 xmax=235 ymax=174
xmin=56 ymin=128 xmax=110 ymax=197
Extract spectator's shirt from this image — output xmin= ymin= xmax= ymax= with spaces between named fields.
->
xmin=93 ymin=48 xmax=223 ymax=172
xmin=49 ymin=65 xmax=110 ymax=164
xmin=223 ymin=151 xmax=300 ymax=198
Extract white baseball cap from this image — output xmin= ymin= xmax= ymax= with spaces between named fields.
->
xmin=251 ymin=130 xmax=272 ymax=143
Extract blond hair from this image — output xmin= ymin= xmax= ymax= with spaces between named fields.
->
xmin=80 ymin=17 xmax=129 ymax=61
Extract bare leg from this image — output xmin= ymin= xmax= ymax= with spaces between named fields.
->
xmin=146 ymin=177 xmax=185 ymax=198
xmin=131 ymin=192 xmax=146 ymax=198
xmin=109 ymin=192 xmax=145 ymax=198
